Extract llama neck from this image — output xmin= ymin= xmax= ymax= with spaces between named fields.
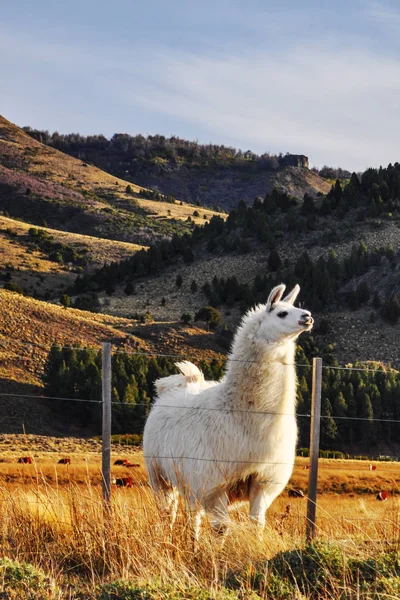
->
xmin=224 ymin=341 xmax=297 ymax=413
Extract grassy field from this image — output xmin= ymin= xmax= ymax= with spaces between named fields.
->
xmin=1 ymin=445 xmax=400 ymax=598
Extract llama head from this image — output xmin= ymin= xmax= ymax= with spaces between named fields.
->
xmin=237 ymin=284 xmax=313 ymax=352
xmin=262 ymin=283 xmax=313 ymax=341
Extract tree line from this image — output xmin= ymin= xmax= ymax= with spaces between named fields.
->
xmin=42 ymin=340 xmax=400 ymax=452
xmin=23 ymin=126 xmax=352 ymax=178
xmin=43 ymin=346 xmax=225 ymax=435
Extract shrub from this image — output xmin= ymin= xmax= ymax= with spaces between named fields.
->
xmin=194 ymin=306 xmax=222 ymax=330
xmin=124 ymin=281 xmax=135 ymax=296
xmin=73 ymin=292 xmax=101 ymax=312
xmin=4 ymin=282 xmax=23 ymax=295
xmin=98 ymin=581 xmax=242 ymax=599
xmin=59 ymin=293 xmax=71 ymax=309
xmin=382 ymin=293 xmax=400 ymax=324
xmin=0 ymin=557 xmax=56 ymax=599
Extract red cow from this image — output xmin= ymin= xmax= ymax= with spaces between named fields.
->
xmin=18 ymin=456 xmax=32 ymax=464
xmin=377 ymin=491 xmax=389 ymax=501
xmin=58 ymin=458 xmax=71 ymax=465
xmin=369 ymin=464 xmax=377 ymax=471
xmin=112 ymin=477 xmax=133 ymax=488
xmin=303 ymin=465 xmax=310 ymax=470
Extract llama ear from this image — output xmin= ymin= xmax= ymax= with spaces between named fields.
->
xmin=283 ymin=284 xmax=300 ymax=306
xmin=266 ymin=284 xmax=286 ymax=311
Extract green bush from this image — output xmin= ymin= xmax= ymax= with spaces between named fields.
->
xmin=229 ymin=542 xmax=400 ymax=599
xmin=0 ymin=557 xmax=57 ymax=599
xmin=97 ymin=580 xmax=247 ymax=600
xmin=4 ymin=281 xmax=24 ymax=295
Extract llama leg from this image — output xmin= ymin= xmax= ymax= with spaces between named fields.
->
xmin=210 ymin=493 xmax=230 ymax=534
xmin=249 ymin=484 xmax=271 ymax=528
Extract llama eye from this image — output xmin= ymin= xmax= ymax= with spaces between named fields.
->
xmin=277 ymin=311 xmax=288 ymax=318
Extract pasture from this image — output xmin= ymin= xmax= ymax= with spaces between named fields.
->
xmin=1 ymin=447 xmax=400 ymax=598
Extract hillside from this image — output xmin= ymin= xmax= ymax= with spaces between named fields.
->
xmin=0 ymin=116 xmax=223 ymax=245
xmin=23 ymin=127 xmax=332 ymax=209
xmin=94 ymin=221 xmax=400 ymax=369
xmin=0 ymin=214 xmax=146 ymax=297
xmin=0 ymin=288 xmax=224 ymax=433
xmin=2 ymin=114 xmax=400 ymax=448
xmin=72 ymin=171 xmax=400 ymax=373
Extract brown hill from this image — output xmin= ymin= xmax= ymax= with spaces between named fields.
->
xmin=0 ymin=289 xmax=224 ymax=387
xmin=0 ymin=116 xmax=223 ymax=244
xmin=0 ymin=215 xmax=146 ymax=297
xmin=126 ymin=162 xmax=331 ymax=211
xmin=23 ymin=127 xmax=331 ymax=209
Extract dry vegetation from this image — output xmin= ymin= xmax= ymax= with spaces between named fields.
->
xmin=0 ymin=115 xmax=225 ymax=229
xmin=0 ymin=289 xmax=145 ymax=387
xmin=1 ymin=444 xmax=400 ymax=598
xmin=0 ymin=214 xmax=146 ymax=295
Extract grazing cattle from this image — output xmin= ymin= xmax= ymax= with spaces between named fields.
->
xmin=369 ymin=464 xmax=377 ymax=471
xmin=377 ymin=491 xmax=389 ymax=501
xmin=18 ymin=456 xmax=32 ymax=464
xmin=303 ymin=465 xmax=310 ymax=470
xmin=58 ymin=458 xmax=71 ymax=465
xmin=112 ymin=476 xmax=133 ymax=488
xmin=288 ymin=488 xmax=305 ymax=498
xmin=113 ymin=459 xmax=140 ymax=467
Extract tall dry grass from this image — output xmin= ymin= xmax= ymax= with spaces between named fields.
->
xmin=1 ymin=454 xmax=400 ymax=597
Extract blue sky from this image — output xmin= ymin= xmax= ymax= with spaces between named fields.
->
xmin=1 ymin=0 xmax=400 ymax=171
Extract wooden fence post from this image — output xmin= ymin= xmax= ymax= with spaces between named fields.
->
xmin=306 ymin=356 xmax=322 ymax=544
xmin=102 ymin=342 xmax=112 ymax=507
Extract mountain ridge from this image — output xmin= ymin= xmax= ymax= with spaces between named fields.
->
xmin=22 ymin=125 xmax=332 ymax=209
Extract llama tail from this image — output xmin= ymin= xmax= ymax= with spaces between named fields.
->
xmin=175 ymin=360 xmax=204 ymax=384
xmin=154 ymin=361 xmax=205 ymax=396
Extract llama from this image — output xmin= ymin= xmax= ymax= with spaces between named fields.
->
xmin=143 ymin=283 xmax=313 ymax=537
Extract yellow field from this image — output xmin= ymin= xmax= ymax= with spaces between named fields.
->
xmin=2 ymin=451 xmax=399 ymax=539
xmin=1 ymin=446 xmax=400 ymax=598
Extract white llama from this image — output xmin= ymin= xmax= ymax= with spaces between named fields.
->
xmin=143 ymin=283 xmax=313 ymax=537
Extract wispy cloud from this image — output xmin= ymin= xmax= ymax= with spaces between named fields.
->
xmin=125 ymin=44 xmax=400 ymax=170
xmin=1 ymin=24 xmax=400 ymax=171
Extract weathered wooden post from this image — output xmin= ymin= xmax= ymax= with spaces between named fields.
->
xmin=102 ymin=342 xmax=112 ymax=507
xmin=306 ymin=357 xmax=322 ymax=544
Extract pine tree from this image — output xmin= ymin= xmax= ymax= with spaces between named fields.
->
xmin=59 ymin=294 xmax=71 ymax=309
xmin=382 ymin=293 xmax=400 ymax=324
xmin=268 ymin=249 xmax=282 ymax=272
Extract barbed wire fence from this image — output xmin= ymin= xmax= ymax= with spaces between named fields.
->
xmin=1 ymin=335 xmax=400 ymax=542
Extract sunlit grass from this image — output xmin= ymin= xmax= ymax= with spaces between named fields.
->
xmin=1 ymin=452 xmax=400 ymax=595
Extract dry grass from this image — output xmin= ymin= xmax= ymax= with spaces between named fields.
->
xmin=0 ymin=115 xmax=224 ymax=227
xmin=1 ymin=449 xmax=400 ymax=597
xmin=0 ymin=289 xmax=145 ymax=386
xmin=0 ymin=215 xmax=146 ymax=296
xmin=0 ymin=214 xmax=146 ymax=266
